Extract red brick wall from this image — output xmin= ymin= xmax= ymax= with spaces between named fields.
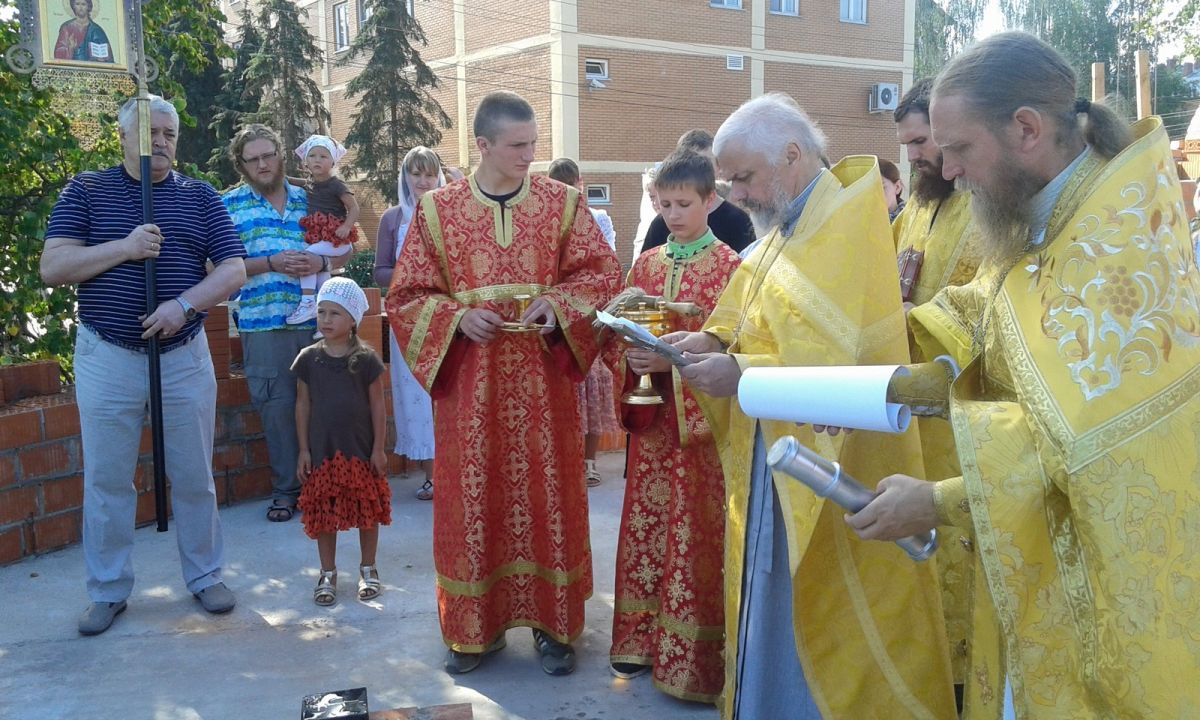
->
xmin=463 ymin=0 xmax=547 ymax=54
xmin=577 ymin=48 xmax=750 ymax=163
xmin=763 ymin=62 xmax=904 ymax=163
xmin=464 ymin=48 xmax=554 ymax=166
xmin=577 ymin=0 xmax=751 ymax=49
xmin=0 ymin=295 xmax=416 ymax=566
xmin=578 ymin=171 xmax=645 ymax=270
xmin=763 ymin=0 xmax=906 ymax=62
xmin=414 ymin=0 xmax=457 ymax=62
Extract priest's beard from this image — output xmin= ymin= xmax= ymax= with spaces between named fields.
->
xmin=960 ymin=161 xmax=1042 ymax=265
xmin=911 ymin=163 xmax=956 ymax=204
xmin=740 ymin=180 xmax=795 ymax=238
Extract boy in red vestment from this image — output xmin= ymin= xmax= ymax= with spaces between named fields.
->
xmin=386 ymin=92 xmax=621 ymax=676
xmin=607 ymin=150 xmax=741 ymax=702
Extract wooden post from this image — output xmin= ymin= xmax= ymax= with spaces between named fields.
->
xmin=1091 ymin=62 xmax=1106 ymax=102
xmin=1135 ymin=50 xmax=1152 ymax=119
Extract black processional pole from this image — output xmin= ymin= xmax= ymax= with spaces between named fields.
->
xmin=133 ymin=8 xmax=168 ymax=532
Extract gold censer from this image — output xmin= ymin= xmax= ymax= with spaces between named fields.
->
xmin=621 ymin=301 xmax=673 ymax=406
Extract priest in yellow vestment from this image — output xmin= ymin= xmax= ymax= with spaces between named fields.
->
xmin=850 ymin=33 xmax=1200 ymax=719
xmin=671 ymin=93 xmax=955 ymax=720
xmin=893 ymin=77 xmax=986 ymax=697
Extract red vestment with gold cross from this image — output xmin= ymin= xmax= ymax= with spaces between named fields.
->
xmin=386 ymin=175 xmax=620 ymax=651
xmin=608 ymin=240 xmax=740 ymax=702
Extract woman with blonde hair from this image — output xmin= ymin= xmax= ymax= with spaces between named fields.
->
xmin=374 ymin=146 xmax=445 ymax=500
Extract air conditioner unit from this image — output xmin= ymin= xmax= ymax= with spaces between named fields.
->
xmin=869 ymin=83 xmax=900 ymax=113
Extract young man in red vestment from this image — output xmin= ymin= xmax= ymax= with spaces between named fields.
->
xmin=607 ymin=150 xmax=741 ymax=703
xmin=386 ymin=91 xmax=621 ymax=676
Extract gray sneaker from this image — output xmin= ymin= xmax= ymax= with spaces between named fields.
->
xmin=532 ymin=629 xmax=576 ymax=676
xmin=78 ymin=601 xmax=127 ymax=636
xmin=193 ymin=582 xmax=236 ymax=614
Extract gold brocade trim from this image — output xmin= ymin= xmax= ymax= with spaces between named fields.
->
xmin=610 ymin=653 xmax=654 ymax=665
xmin=450 ymin=283 xmax=550 ymax=305
xmin=420 ymin=307 xmax=468 ymax=394
xmin=996 ymin=294 xmax=1200 ymax=472
xmin=405 ymin=297 xmax=442 ymax=368
xmin=445 ymin=616 xmax=587 ymax=653
xmin=653 ymin=679 xmax=720 ymax=705
xmin=831 ymin=513 xmax=939 ymax=720
xmin=614 ymin=597 xmax=660 ymax=613
xmin=672 ymin=367 xmax=689 ymax=449
xmin=860 ymin=307 xmax=909 ymax=355
xmin=1039 ymin=460 xmax=1101 ymax=686
xmin=420 ymin=193 xmax=452 ymax=289
xmin=767 ymin=257 xmax=861 ymax=359
xmin=560 ymin=186 xmax=580 ymax=240
xmin=467 ymin=174 xmax=529 ymax=249
xmin=950 ymin=371 xmax=1029 ymax=713
xmin=539 ymin=294 xmax=586 ymax=372
xmin=437 ymin=557 xmax=591 ymax=597
xmin=657 ymin=611 xmax=724 ymax=642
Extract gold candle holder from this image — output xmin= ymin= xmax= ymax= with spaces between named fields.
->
xmin=621 ymin=301 xmax=672 ymax=406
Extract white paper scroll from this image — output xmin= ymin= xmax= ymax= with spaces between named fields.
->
xmin=737 ymin=365 xmax=912 ymax=433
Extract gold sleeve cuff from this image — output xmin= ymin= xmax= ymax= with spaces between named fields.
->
xmin=933 ymin=476 xmax=970 ymax=528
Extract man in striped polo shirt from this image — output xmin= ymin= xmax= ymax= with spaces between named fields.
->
xmin=221 ymin=124 xmax=353 ymax=523
xmin=41 ymin=95 xmax=247 ymax=636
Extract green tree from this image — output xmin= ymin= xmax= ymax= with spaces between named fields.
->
xmin=340 ymin=0 xmax=451 ymax=204
xmin=0 ymin=0 xmax=232 ymax=374
xmin=245 ymin=0 xmax=329 ymax=175
xmin=0 ymin=19 xmax=120 ymax=373
xmin=209 ymin=4 xmax=266 ymax=186
xmin=154 ymin=2 xmax=232 ymax=183
xmin=915 ymin=0 xmax=987 ymax=81
xmin=1153 ymin=65 xmax=1200 ymax=140
xmin=140 ymin=0 xmax=231 ymax=185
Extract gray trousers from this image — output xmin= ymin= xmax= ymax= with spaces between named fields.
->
xmin=240 ymin=329 xmax=311 ymax=504
xmin=75 ymin=325 xmax=224 ymax=601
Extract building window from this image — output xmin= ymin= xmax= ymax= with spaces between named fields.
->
xmin=407 ymin=0 xmax=414 ymax=14
xmin=586 ymin=184 xmax=611 ymax=205
xmin=770 ymin=0 xmax=798 ymax=15
xmin=840 ymin=0 xmax=866 ymax=23
xmin=358 ymin=0 xmax=372 ymax=24
xmin=710 ymin=0 xmax=742 ymax=9
xmin=584 ymin=59 xmax=609 ymax=80
xmin=726 ymin=54 xmax=744 ymax=71
xmin=334 ymin=2 xmax=350 ymax=50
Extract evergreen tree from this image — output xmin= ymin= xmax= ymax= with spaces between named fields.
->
xmin=164 ymin=4 xmax=230 ymax=182
xmin=340 ymin=0 xmax=451 ymax=204
xmin=209 ymin=4 xmax=265 ymax=186
xmin=245 ymin=0 xmax=329 ymax=175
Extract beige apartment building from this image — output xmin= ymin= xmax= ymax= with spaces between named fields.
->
xmin=222 ymin=0 xmax=914 ymax=262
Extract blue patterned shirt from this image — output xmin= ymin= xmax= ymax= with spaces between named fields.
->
xmin=222 ymin=181 xmax=311 ymax=332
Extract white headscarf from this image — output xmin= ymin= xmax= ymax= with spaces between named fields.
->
xmin=295 ymin=135 xmax=348 ymax=165
xmin=395 ymin=164 xmax=446 ymax=261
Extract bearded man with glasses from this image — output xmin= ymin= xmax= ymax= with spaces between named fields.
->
xmin=222 ymin=124 xmax=354 ymax=523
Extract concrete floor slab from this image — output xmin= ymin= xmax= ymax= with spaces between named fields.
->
xmin=0 ymin=452 xmax=719 ymax=720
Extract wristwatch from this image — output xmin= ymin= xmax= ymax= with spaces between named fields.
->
xmin=175 ymin=296 xmax=198 ymax=321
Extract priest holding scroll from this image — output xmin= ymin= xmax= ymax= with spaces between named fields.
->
xmin=669 ymin=93 xmax=955 ymax=719
xmin=848 ymin=33 xmax=1200 ymax=719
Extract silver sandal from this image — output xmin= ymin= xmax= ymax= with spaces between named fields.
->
xmin=314 ymin=569 xmax=337 ymax=607
xmin=358 ymin=565 xmax=382 ymax=601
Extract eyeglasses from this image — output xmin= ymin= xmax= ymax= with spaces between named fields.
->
xmin=240 ymin=151 xmax=278 ymax=166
